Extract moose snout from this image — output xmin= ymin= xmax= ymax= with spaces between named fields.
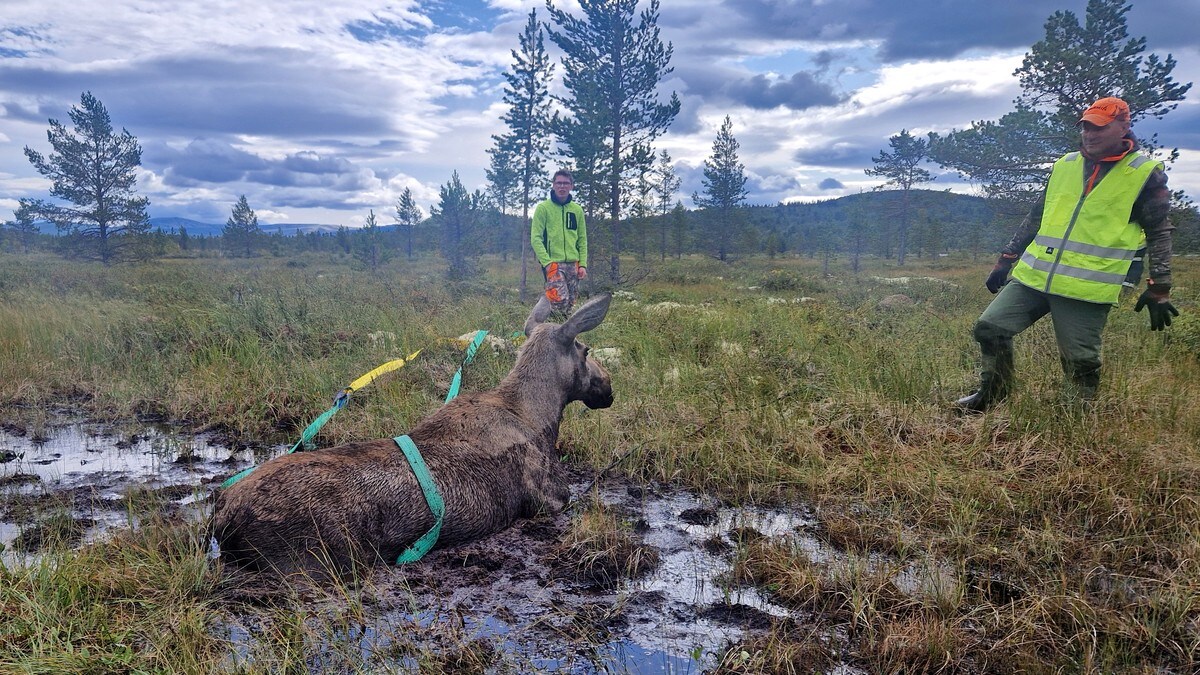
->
xmin=583 ymin=385 xmax=614 ymax=409
xmin=580 ymin=358 xmax=613 ymax=409
xmin=581 ymin=371 xmax=614 ymax=409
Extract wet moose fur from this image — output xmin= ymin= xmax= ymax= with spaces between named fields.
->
xmin=211 ymin=294 xmax=613 ymax=579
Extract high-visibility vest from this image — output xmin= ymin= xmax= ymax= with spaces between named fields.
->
xmin=1011 ymin=151 xmax=1161 ymax=304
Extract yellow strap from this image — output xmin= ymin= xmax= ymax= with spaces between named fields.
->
xmin=346 ymin=349 xmax=422 ymax=393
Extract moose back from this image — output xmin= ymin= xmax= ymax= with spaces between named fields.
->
xmin=210 ymin=294 xmax=614 ymax=579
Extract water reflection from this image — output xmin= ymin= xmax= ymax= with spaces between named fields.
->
xmin=1 ymin=422 xmax=883 ymax=673
xmin=0 ymin=419 xmax=275 ymax=551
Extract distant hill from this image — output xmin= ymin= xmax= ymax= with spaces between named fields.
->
xmin=148 ymin=218 xmax=350 ymax=237
xmin=781 ymin=189 xmax=1007 ymax=253
xmin=18 ymin=217 xmax=393 ymax=238
xmin=148 ymin=217 xmax=221 ymax=237
xmin=672 ymin=188 xmax=1012 ymax=256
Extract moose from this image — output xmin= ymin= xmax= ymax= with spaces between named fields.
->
xmin=210 ymin=293 xmax=614 ymax=579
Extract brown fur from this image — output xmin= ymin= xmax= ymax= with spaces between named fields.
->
xmin=210 ymin=294 xmax=613 ymax=579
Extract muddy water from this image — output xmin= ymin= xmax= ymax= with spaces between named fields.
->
xmin=0 ymin=419 xmax=268 ymax=553
xmin=1 ymin=421 xmax=864 ymax=672
xmin=347 ymin=479 xmax=827 ymax=672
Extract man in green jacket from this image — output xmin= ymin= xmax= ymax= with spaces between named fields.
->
xmin=956 ymin=96 xmax=1178 ymax=412
xmin=531 ymin=169 xmax=588 ymax=313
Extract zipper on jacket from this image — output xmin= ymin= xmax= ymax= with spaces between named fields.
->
xmin=1043 ymin=162 xmax=1091 ymax=293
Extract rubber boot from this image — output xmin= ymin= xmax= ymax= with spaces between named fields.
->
xmin=1063 ymin=359 xmax=1100 ymax=409
xmin=955 ymin=342 xmax=1014 ymax=413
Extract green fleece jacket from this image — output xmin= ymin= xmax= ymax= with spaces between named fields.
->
xmin=531 ymin=192 xmax=587 ymax=268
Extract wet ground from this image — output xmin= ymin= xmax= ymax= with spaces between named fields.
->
xmin=0 ymin=417 xmax=859 ymax=673
xmin=0 ymin=417 xmax=256 ymax=553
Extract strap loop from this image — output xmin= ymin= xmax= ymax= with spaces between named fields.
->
xmin=393 ymin=434 xmax=444 ymax=563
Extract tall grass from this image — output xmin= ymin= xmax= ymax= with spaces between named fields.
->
xmin=1 ymin=250 xmax=1197 ymax=671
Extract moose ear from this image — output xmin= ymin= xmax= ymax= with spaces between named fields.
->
xmin=560 ymin=293 xmax=612 ymax=341
xmin=524 ymin=295 xmax=553 ymax=336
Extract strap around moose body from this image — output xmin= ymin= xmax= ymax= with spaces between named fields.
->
xmin=393 ymin=434 xmax=445 ymax=563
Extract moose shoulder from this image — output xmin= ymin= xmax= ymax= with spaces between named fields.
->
xmin=210 ymin=293 xmax=614 ymax=579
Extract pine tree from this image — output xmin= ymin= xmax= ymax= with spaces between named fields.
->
xmin=432 ymin=171 xmax=484 ymax=279
xmin=930 ymin=0 xmax=1191 ymax=206
xmin=222 ymin=195 xmax=261 ymax=257
xmin=653 ymin=151 xmax=681 ymax=216
xmin=492 ymin=9 xmax=554 ymax=298
xmin=5 ymin=203 xmax=41 ymax=253
xmin=693 ymin=116 xmax=749 ymax=261
xmin=545 ymin=0 xmax=680 ymax=281
xmin=669 ymin=201 xmax=687 ymax=260
xmin=865 ymin=129 xmax=933 ymax=266
xmin=1015 ymin=0 xmax=1190 ymax=146
xmin=629 ymin=150 xmax=656 ymax=262
xmin=355 ymin=209 xmax=389 ymax=272
xmin=21 ymin=91 xmax=150 ymax=264
xmin=486 ymin=139 xmax=522 ymax=262
xmin=653 ymin=151 xmax=681 ymax=261
xmin=394 ymin=187 xmax=423 ymax=259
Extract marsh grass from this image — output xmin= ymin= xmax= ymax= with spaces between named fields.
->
xmin=0 ymin=516 xmax=223 ymax=673
xmin=551 ymin=497 xmax=660 ymax=587
xmin=1 ymin=251 xmax=1198 ymax=671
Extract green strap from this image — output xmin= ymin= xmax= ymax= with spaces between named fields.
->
xmin=393 ymin=434 xmax=444 ymax=563
xmin=220 ymin=351 xmax=422 ymax=490
xmin=445 ymin=330 xmax=489 ymax=402
xmin=220 ymin=465 xmax=256 ymax=489
xmin=222 ymin=332 xmax=491 ymax=494
xmin=288 ymin=406 xmax=339 ymax=453
xmin=219 ymin=397 xmax=350 ymax=489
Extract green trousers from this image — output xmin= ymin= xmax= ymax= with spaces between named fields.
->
xmin=974 ymin=281 xmax=1112 ymax=396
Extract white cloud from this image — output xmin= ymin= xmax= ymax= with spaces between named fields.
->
xmin=1 ymin=0 xmax=1195 ymax=224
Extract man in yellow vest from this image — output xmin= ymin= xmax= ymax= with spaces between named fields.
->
xmin=956 ymin=96 xmax=1178 ymax=412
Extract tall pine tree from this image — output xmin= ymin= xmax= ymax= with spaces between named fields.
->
xmin=545 ymin=0 xmax=680 ymax=281
xmin=433 ymin=171 xmax=484 ymax=279
xmin=930 ymin=0 xmax=1191 ymax=207
xmin=486 ymin=140 xmax=522 ymax=263
xmin=653 ymin=150 xmax=681 ymax=261
xmin=491 ymin=9 xmax=554 ymax=298
xmin=355 ymin=209 xmax=389 ymax=272
xmin=22 ymin=91 xmax=150 ymax=264
xmin=222 ymin=195 xmax=261 ymax=257
xmin=865 ymin=129 xmax=933 ymax=266
xmin=394 ymin=187 xmax=423 ymax=259
xmin=693 ymin=116 xmax=748 ymax=262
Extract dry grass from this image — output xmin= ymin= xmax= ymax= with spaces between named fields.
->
xmin=1 ymin=251 xmax=1198 ymax=671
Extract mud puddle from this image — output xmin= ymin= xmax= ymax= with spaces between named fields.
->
xmin=0 ymin=418 xmax=276 ymax=554
xmin=2 ymin=419 xmax=866 ymax=672
xmin=382 ymin=481 xmax=818 ymax=671
xmin=217 ymin=474 xmax=853 ymax=673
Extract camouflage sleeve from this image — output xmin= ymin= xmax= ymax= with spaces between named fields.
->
xmin=999 ymin=194 xmax=1045 ymax=258
xmin=1135 ymin=168 xmax=1174 ymax=287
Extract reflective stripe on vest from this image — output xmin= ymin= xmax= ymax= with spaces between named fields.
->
xmin=1011 ymin=150 xmax=1160 ymax=304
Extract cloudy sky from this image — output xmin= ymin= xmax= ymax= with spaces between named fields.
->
xmin=1 ymin=0 xmax=1198 ymax=228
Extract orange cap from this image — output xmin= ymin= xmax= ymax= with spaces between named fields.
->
xmin=1079 ymin=97 xmax=1130 ymax=126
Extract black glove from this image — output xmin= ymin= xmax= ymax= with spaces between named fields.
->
xmin=1134 ymin=284 xmax=1179 ymax=331
xmin=985 ymin=255 xmax=1018 ymax=294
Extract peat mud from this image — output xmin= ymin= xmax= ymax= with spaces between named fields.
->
xmin=216 ymin=472 xmax=836 ymax=672
xmin=2 ymin=419 xmax=854 ymax=672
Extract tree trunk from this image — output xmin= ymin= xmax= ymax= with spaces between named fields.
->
xmin=520 ymin=182 xmax=531 ymax=303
